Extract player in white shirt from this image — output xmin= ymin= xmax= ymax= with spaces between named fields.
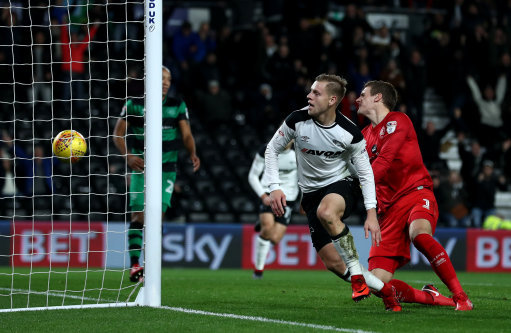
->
xmin=265 ymin=74 xmax=401 ymax=310
xmin=248 ymin=141 xmax=299 ymax=279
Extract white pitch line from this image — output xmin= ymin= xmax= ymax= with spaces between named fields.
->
xmin=160 ymin=305 xmax=378 ymax=333
xmin=0 ymin=288 xmax=378 ymax=332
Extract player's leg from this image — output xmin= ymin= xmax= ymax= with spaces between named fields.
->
xmin=128 ymin=172 xmax=145 ymax=282
xmin=317 ymin=243 xmax=401 ymax=311
xmin=369 ymin=256 xmax=453 ymax=307
xmin=254 ymin=204 xmax=292 ymax=278
xmin=410 ymin=218 xmax=473 ymax=310
xmin=253 ymin=212 xmax=276 ymax=279
xmin=315 ymin=181 xmax=369 ymax=302
xmin=369 ymin=195 xmax=454 ymax=308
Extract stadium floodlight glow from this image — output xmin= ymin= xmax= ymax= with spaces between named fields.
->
xmin=0 ymin=0 xmax=161 ymax=312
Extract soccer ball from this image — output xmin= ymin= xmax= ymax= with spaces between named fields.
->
xmin=52 ymin=130 xmax=87 ymax=163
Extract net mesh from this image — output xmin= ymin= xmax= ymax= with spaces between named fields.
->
xmin=0 ymin=0 xmax=145 ymax=310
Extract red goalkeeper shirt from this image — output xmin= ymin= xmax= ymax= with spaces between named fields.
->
xmin=361 ymin=111 xmax=433 ymax=214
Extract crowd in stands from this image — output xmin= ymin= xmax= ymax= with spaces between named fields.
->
xmin=0 ymin=1 xmax=510 ymax=227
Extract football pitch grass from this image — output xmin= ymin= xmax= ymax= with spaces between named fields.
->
xmin=1 ymin=268 xmax=510 ymax=332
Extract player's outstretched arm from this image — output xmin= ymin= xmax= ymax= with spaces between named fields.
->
xmin=364 ymin=208 xmax=381 ymax=246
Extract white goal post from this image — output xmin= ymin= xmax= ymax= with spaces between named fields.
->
xmin=0 ymin=0 xmax=162 ymax=311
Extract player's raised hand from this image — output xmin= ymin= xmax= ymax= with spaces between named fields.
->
xmin=269 ymin=189 xmax=286 ymax=217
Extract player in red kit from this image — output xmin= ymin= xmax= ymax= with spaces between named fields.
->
xmin=356 ymin=80 xmax=473 ymax=311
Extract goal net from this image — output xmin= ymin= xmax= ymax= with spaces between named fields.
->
xmin=0 ymin=0 xmax=162 ymax=311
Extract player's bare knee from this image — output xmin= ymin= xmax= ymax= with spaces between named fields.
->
xmin=316 ymin=207 xmax=338 ymax=226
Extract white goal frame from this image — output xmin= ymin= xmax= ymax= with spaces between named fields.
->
xmin=0 ymin=0 xmax=162 ymax=312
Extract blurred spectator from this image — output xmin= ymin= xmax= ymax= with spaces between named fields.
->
xmin=435 ymin=170 xmax=471 ymax=228
xmin=288 ymin=17 xmax=323 ymax=73
xmin=419 ymin=121 xmax=449 ymax=171
xmin=465 ymin=24 xmax=490 ymax=77
xmin=195 ymin=80 xmax=233 ymax=129
xmin=335 ymin=3 xmax=373 ymax=55
xmin=379 ymin=59 xmax=406 ymax=102
xmin=349 ymin=61 xmax=373 ymax=96
xmin=2 ymin=132 xmax=58 ymax=197
xmin=172 ymin=21 xmax=203 ymax=71
xmin=266 ymin=43 xmax=296 ymax=111
xmin=340 ymin=90 xmax=367 ymax=128
xmin=466 ymin=75 xmax=507 ymax=149
xmin=247 ymin=83 xmax=279 ymax=133
xmin=59 ymin=19 xmax=99 ymax=113
xmin=403 ymin=49 xmax=427 ymax=129
xmin=316 ymin=31 xmax=342 ymax=75
xmin=471 ymin=160 xmax=507 ymax=228
xmin=193 ymin=52 xmax=222 ymax=93
xmin=487 ymin=137 xmax=511 ymax=187
xmin=197 ymin=22 xmax=217 ymax=58
xmin=457 ymin=133 xmax=488 ymax=198
xmin=31 ymin=30 xmax=52 ymax=105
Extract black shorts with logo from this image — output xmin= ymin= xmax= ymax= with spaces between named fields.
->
xmin=300 ymin=178 xmax=360 ymax=252
xmin=259 ymin=199 xmax=295 ymax=225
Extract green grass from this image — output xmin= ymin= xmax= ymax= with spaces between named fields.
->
xmin=1 ymin=268 xmax=510 ymax=332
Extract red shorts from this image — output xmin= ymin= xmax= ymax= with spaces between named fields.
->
xmin=368 ymin=188 xmax=438 ymax=273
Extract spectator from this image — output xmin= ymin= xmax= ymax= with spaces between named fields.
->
xmin=466 ymin=75 xmax=507 ymax=149
xmin=195 ymin=80 xmax=233 ymax=129
xmin=457 ymin=133 xmax=487 ymax=197
xmin=471 ymin=160 xmax=507 ymax=228
xmin=193 ymin=52 xmax=221 ymax=93
xmin=435 ymin=170 xmax=471 ymax=228
xmin=403 ymin=49 xmax=427 ymax=129
xmin=2 ymin=132 xmax=57 ymax=197
xmin=31 ymin=30 xmax=53 ymax=105
xmin=59 ymin=19 xmax=99 ymax=113
xmin=247 ymin=83 xmax=279 ymax=133
xmin=379 ymin=59 xmax=406 ymax=102
xmin=340 ymin=90 xmax=366 ymax=128
xmin=172 ymin=21 xmax=202 ymax=71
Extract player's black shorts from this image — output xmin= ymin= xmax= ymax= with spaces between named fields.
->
xmin=259 ymin=199 xmax=295 ymax=225
xmin=300 ymin=178 xmax=359 ymax=252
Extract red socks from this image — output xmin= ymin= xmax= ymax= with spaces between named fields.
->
xmin=413 ymin=233 xmax=463 ymax=295
xmin=389 ymin=279 xmax=434 ymax=304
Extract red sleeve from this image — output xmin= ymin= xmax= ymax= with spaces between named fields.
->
xmin=371 ymin=114 xmax=410 ymax=184
xmin=60 ymin=23 xmax=69 ymax=44
xmin=78 ymin=25 xmax=99 ymax=52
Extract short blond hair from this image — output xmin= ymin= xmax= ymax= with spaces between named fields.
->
xmin=315 ymin=74 xmax=348 ymax=103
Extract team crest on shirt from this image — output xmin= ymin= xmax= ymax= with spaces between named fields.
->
xmin=386 ymin=121 xmax=397 ymax=134
xmin=301 ymin=136 xmax=310 ymax=142
xmin=332 ymin=139 xmax=343 ymax=147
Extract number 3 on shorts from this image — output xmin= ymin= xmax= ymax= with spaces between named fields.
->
xmin=422 ymin=198 xmax=430 ymax=210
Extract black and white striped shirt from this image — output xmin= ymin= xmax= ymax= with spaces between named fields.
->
xmin=265 ymin=107 xmax=377 ymax=210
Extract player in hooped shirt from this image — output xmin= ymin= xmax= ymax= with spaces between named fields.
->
xmin=266 ymin=74 xmax=401 ymax=311
xmin=357 ymin=80 xmax=473 ymax=311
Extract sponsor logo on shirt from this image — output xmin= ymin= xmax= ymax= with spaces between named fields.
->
xmin=301 ymin=148 xmax=342 ymax=158
xmin=371 ymin=144 xmax=377 ymax=154
xmin=379 ymin=127 xmax=385 ymax=137
xmin=278 ymin=130 xmax=284 ymax=136
xmin=386 ymin=121 xmax=397 ymax=134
